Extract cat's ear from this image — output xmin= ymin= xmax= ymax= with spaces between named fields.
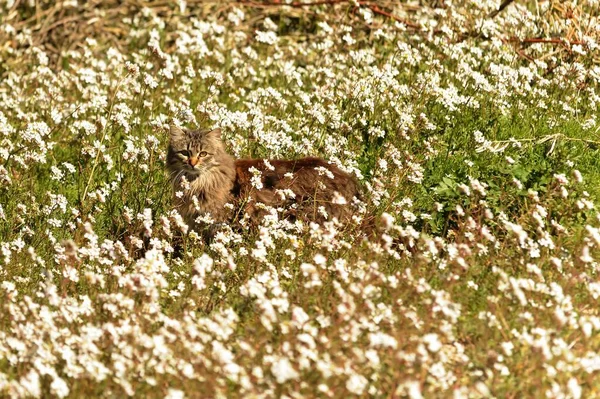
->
xmin=207 ymin=128 xmax=222 ymax=139
xmin=169 ymin=124 xmax=185 ymax=141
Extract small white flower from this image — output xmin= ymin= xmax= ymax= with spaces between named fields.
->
xmin=567 ymin=378 xmax=582 ymax=399
xmin=271 ymin=357 xmax=299 ymax=384
xmin=473 ymin=130 xmax=485 ymax=143
xmin=346 ymin=374 xmax=368 ymax=395
xmin=422 ymin=333 xmax=442 ymax=353
xmin=249 ymin=167 xmax=264 ymax=190
xmin=50 ymin=377 xmax=69 ymax=398
xmin=256 ymin=30 xmax=279 ymax=45
xmin=165 ymin=389 xmax=185 ymax=399
xmin=332 ymin=191 xmax=347 ymax=205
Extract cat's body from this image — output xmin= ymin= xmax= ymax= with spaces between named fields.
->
xmin=166 ymin=125 xmax=360 ymax=233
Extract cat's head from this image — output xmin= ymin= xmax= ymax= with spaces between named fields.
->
xmin=166 ymin=125 xmax=226 ymax=175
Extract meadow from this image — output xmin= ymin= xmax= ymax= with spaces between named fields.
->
xmin=1 ymin=0 xmax=600 ymax=397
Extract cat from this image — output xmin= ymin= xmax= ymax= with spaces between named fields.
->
xmin=166 ymin=125 xmax=361 ymax=236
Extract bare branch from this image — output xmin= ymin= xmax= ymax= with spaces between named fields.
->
xmin=488 ymin=0 xmax=516 ymax=19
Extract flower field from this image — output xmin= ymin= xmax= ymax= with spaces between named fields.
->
xmin=1 ymin=0 xmax=600 ymax=397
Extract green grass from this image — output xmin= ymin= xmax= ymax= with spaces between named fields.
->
xmin=1 ymin=1 xmax=600 ymax=397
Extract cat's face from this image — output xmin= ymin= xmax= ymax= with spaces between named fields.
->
xmin=167 ymin=125 xmax=224 ymax=175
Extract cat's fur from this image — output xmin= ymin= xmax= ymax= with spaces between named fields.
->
xmin=166 ymin=125 xmax=360 ymax=233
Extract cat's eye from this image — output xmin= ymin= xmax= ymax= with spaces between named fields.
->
xmin=199 ymin=151 xmax=208 ymax=157
xmin=179 ymin=150 xmax=191 ymax=158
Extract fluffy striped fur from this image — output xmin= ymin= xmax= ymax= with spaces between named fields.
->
xmin=166 ymin=125 xmax=360 ymax=233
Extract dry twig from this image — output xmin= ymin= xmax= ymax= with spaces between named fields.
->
xmin=488 ymin=0 xmax=516 ymax=18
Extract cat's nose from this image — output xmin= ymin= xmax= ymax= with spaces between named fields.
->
xmin=189 ymin=157 xmax=199 ymax=166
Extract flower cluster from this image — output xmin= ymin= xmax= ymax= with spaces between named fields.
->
xmin=0 ymin=0 xmax=599 ymax=397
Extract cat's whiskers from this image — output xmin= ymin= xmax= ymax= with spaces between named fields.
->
xmin=170 ymin=169 xmax=188 ymax=187
xmin=169 ymin=168 xmax=184 ymax=182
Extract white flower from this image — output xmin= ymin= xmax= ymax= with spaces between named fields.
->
xmin=249 ymin=167 xmax=263 ymax=190
xmin=423 ymin=333 xmax=442 ymax=353
xmin=346 ymin=374 xmax=368 ymax=395
xmin=407 ymin=381 xmax=423 ymax=399
xmin=380 ymin=212 xmax=395 ymax=230
xmin=50 ymin=166 xmax=64 ymax=181
xmin=50 ymin=377 xmax=69 ymax=398
xmin=554 ymin=173 xmax=568 ymax=185
xmin=332 ymin=191 xmax=347 ymax=205
xmin=143 ymin=73 xmax=158 ymax=88
xmin=21 ymin=370 xmax=41 ymax=398
xmin=256 ymin=30 xmax=279 ymax=45
xmin=271 ymin=357 xmax=299 ymax=384
xmin=292 ymin=306 xmax=310 ymax=325
xmin=165 ymin=389 xmax=185 ymax=399
xmin=581 ymin=246 xmax=593 ymax=263
xmin=473 ymin=130 xmax=485 ymax=143
xmin=567 ymin=378 xmax=582 ymax=399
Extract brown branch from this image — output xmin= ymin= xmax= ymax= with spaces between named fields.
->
xmin=238 ymin=0 xmax=427 ymax=30
xmin=501 ymin=36 xmax=588 ymax=62
xmin=488 ymin=0 xmax=516 ymax=19
xmin=515 ymin=49 xmax=535 ymax=62
xmin=504 ymin=36 xmax=587 ymax=47
xmin=364 ymin=4 xmax=422 ymax=30
xmin=237 ymin=0 xmax=347 ymax=7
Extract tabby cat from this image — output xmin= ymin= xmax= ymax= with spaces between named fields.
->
xmin=166 ymin=125 xmax=361 ymax=235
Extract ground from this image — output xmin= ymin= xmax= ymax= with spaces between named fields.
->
xmin=0 ymin=0 xmax=600 ymax=397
